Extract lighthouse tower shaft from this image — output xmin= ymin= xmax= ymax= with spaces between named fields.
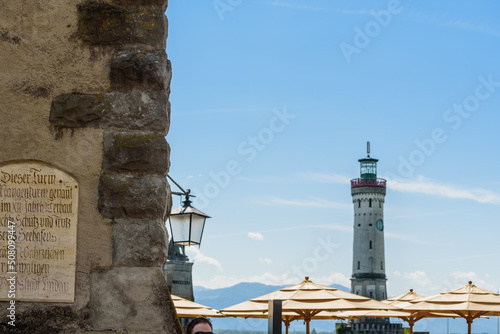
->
xmin=350 ymin=148 xmax=387 ymax=301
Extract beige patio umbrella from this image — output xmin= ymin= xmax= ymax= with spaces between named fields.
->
xmin=221 ymin=299 xmax=346 ymax=334
xmin=339 ymin=289 xmax=453 ymax=334
xmin=220 ymin=276 xmax=398 ymax=334
xmin=171 ymin=294 xmax=225 ymax=317
xmin=383 ymin=288 xmax=429 ymax=334
xmin=404 ymin=281 xmax=500 ymax=334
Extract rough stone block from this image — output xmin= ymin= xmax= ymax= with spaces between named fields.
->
xmin=103 ymin=131 xmax=169 ymax=174
xmin=110 ymin=50 xmax=169 ymax=92
xmin=50 ymin=92 xmax=170 ymax=133
xmin=99 ymin=173 xmax=170 ymax=220
xmin=0 ymin=306 xmax=84 ymax=334
xmin=89 ymin=267 xmax=182 ymax=333
xmin=166 ymin=59 xmax=172 ymax=96
xmin=111 ymin=0 xmax=169 ymax=12
xmin=113 ymin=218 xmax=168 ymax=267
xmin=0 ymin=30 xmax=22 ymax=45
xmin=77 ymin=2 xmax=167 ymax=48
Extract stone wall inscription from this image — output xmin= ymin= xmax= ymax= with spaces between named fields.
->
xmin=0 ymin=161 xmax=78 ymax=302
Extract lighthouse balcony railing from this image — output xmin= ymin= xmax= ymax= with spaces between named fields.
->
xmin=350 ymin=178 xmax=386 ymax=188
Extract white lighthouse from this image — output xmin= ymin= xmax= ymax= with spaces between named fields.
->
xmin=350 ymin=142 xmax=387 ymax=301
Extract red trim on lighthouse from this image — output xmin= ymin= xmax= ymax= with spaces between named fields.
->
xmin=350 ymin=178 xmax=386 ymax=188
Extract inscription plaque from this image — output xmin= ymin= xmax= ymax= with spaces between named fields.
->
xmin=0 ymin=161 xmax=78 ymax=302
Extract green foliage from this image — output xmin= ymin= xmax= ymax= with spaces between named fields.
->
xmin=334 ymin=323 xmax=347 ymax=334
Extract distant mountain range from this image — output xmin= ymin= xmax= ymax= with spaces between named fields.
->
xmin=193 ymin=282 xmax=500 ymax=333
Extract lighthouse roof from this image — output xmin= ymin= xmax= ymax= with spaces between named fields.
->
xmin=358 ymin=156 xmax=378 ymax=163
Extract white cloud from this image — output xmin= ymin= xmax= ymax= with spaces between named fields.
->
xmin=403 ymin=270 xmax=432 ymax=288
xmin=386 ymin=175 xmax=500 ymax=205
xmin=390 ymin=271 xmax=499 ymax=297
xmin=259 ymin=258 xmax=272 ymax=264
xmin=444 ymin=271 xmax=496 ymax=292
xmin=248 ymin=232 xmax=264 ymax=241
xmin=438 ymin=19 xmax=500 ymax=37
xmin=245 ymin=272 xmax=295 ymax=286
xmin=294 ymin=172 xmax=500 ymax=205
xmin=406 ymin=11 xmax=500 ymax=38
xmin=389 ymin=271 xmax=448 ymax=297
xmin=314 ymin=272 xmax=351 ymax=288
xmin=266 ymin=196 xmax=351 ymax=209
xmin=185 ymin=247 xmax=222 ymax=271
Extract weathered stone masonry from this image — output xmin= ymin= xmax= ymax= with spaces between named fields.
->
xmin=0 ymin=0 xmax=181 ymax=333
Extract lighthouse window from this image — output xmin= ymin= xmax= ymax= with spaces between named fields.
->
xmin=381 ymin=261 xmax=383 ymax=270
xmin=379 ymin=201 xmax=381 ymax=208
xmin=358 ymin=199 xmax=361 ymax=208
xmin=369 ymin=240 xmax=372 ymax=249
xmin=357 ymin=261 xmax=360 ymax=269
xmin=369 ymin=199 xmax=372 ymax=207
xmin=370 ymin=291 xmax=373 ymax=298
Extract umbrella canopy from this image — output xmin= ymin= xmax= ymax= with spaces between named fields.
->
xmin=221 ymin=301 xmax=345 ymax=334
xmin=338 ymin=289 xmax=457 ymax=334
xmin=171 ymin=294 xmax=225 ymax=318
xmin=334 ymin=290 xmax=424 ymax=333
xmin=384 ymin=289 xmax=426 ymax=308
xmin=222 ymin=300 xmax=345 ymax=318
xmin=334 ymin=309 xmax=413 ymax=318
xmin=221 ymin=299 xmax=347 ymax=333
xmin=383 ymin=288 xmax=430 ymax=334
xmin=220 ymin=277 xmax=398 ymax=334
xmin=404 ymin=281 xmax=500 ymax=334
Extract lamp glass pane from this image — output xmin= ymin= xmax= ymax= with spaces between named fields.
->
xmin=169 ymin=213 xmax=191 ymax=244
xmin=189 ymin=214 xmax=206 ymax=245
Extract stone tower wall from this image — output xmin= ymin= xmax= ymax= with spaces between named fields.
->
xmin=0 ymin=0 xmax=181 ymax=333
xmin=351 ymin=186 xmax=387 ymax=301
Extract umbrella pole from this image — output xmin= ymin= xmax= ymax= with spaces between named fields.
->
xmin=283 ymin=317 xmax=294 ymax=334
xmin=305 ymin=319 xmax=310 ymax=334
xmin=465 ymin=314 xmax=473 ymax=334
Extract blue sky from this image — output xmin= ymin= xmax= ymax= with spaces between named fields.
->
xmin=165 ymin=0 xmax=500 ymax=329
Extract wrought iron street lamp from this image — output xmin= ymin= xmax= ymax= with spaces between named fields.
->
xmin=167 ymin=175 xmax=211 ymax=247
